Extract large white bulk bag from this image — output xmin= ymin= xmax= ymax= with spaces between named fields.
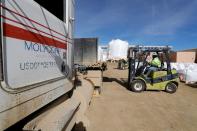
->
xmin=108 ymin=39 xmax=129 ymax=60
xmin=185 ymin=69 xmax=197 ymax=83
xmin=171 ymin=63 xmax=197 ymax=83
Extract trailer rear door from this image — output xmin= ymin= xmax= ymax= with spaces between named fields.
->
xmin=0 ymin=2 xmax=3 ymax=81
xmin=1 ymin=0 xmax=69 ymax=90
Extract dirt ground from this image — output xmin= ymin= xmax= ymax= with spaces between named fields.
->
xmin=85 ymin=63 xmax=197 ymax=131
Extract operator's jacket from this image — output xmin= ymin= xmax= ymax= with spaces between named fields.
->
xmin=150 ymin=57 xmax=161 ymax=68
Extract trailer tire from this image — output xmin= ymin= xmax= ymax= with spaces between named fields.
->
xmin=68 ymin=89 xmax=74 ymax=98
xmin=130 ymin=80 xmax=145 ymax=92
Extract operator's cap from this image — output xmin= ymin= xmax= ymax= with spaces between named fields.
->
xmin=152 ymin=52 xmax=157 ymax=55
xmin=152 ymin=52 xmax=158 ymax=59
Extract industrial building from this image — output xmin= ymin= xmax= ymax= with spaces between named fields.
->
xmin=170 ymin=49 xmax=197 ymax=63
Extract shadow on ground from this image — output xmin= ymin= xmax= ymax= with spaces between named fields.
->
xmin=187 ymin=84 xmax=197 ymax=88
xmin=179 ymin=81 xmax=197 ymax=88
xmin=72 ymin=122 xmax=86 ymax=131
xmin=103 ymin=77 xmax=128 ymax=88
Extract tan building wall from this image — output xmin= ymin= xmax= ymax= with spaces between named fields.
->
xmin=181 ymin=48 xmax=197 ymax=63
xmin=176 ymin=52 xmax=196 ymax=63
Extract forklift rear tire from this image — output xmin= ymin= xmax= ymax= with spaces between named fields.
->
xmin=165 ymin=82 xmax=177 ymax=94
xmin=130 ymin=80 xmax=145 ymax=92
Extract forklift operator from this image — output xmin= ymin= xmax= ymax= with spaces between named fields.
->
xmin=146 ymin=54 xmax=161 ymax=77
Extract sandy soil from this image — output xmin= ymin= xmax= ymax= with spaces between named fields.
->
xmin=84 ymin=63 xmax=197 ymax=131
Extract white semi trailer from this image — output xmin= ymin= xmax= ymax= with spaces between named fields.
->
xmin=0 ymin=0 xmax=92 ymax=130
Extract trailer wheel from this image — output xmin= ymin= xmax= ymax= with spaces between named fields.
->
xmin=165 ymin=82 xmax=177 ymax=94
xmin=130 ymin=80 xmax=145 ymax=92
xmin=67 ymin=89 xmax=74 ymax=98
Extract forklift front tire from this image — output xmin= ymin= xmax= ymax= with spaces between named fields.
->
xmin=130 ymin=80 xmax=145 ymax=92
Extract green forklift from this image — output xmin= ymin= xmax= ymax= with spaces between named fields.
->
xmin=118 ymin=59 xmax=128 ymax=70
xmin=127 ymin=46 xmax=179 ymax=93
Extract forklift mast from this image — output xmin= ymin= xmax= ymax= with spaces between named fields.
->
xmin=127 ymin=47 xmax=136 ymax=86
xmin=127 ymin=45 xmax=172 ymax=86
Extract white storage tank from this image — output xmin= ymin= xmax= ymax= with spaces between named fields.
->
xmin=108 ymin=39 xmax=129 ymax=60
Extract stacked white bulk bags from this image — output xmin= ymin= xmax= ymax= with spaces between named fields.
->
xmin=98 ymin=46 xmax=102 ymax=62
xmin=108 ymin=39 xmax=129 ymax=60
xmin=98 ymin=46 xmax=108 ymax=62
xmin=102 ymin=54 xmax=108 ymax=62
xmin=171 ymin=63 xmax=197 ymax=84
xmin=185 ymin=64 xmax=197 ymax=83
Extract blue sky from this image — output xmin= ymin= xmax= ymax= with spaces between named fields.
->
xmin=75 ymin=0 xmax=197 ymax=50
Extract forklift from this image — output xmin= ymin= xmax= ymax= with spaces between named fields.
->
xmin=127 ymin=46 xmax=179 ymax=93
xmin=118 ymin=59 xmax=128 ymax=70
